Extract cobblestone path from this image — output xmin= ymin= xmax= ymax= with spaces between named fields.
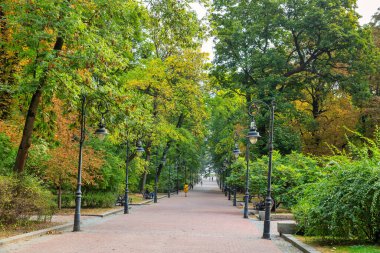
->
xmin=1 ymin=180 xmax=300 ymax=253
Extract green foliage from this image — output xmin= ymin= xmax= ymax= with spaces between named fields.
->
xmin=0 ymin=174 xmax=55 ymax=225
xmin=293 ymin=128 xmax=380 ymax=242
xmin=247 ymin=151 xmax=322 ymax=207
xmin=82 ymin=192 xmax=118 ymax=208
xmin=293 ymin=159 xmax=380 ymax=242
xmin=60 ymin=193 xmax=75 ymax=208
xmin=25 ymin=139 xmax=50 ymax=178
xmin=225 ymin=157 xmax=247 ymax=191
xmin=0 ymin=133 xmax=16 ymax=174
xmin=210 ymin=0 xmax=374 ymax=156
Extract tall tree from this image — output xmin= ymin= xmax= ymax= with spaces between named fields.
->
xmin=211 ymin=0 xmax=374 ymax=154
xmin=1 ymin=0 xmax=144 ymax=173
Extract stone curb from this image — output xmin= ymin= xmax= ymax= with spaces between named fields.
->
xmin=130 ymin=195 xmax=168 ymax=205
xmin=0 ymin=222 xmax=73 ymax=247
xmin=96 ymin=208 xmax=124 ymax=217
xmin=0 ymin=195 xmax=171 ymax=246
xmin=281 ymin=234 xmax=321 ymax=253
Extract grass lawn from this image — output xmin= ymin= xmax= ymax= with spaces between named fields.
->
xmin=0 ymin=221 xmax=63 ymax=240
xmin=295 ymin=236 xmax=380 ymax=253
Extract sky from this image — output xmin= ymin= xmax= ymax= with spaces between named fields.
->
xmin=191 ymin=1 xmax=380 ymax=60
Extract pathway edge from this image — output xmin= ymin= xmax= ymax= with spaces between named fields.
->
xmin=0 ymin=195 xmax=171 ymax=246
xmin=0 ymin=223 xmax=73 ymax=247
xmin=281 ymin=234 xmax=321 ymax=253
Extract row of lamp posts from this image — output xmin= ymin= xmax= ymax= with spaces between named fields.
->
xmin=226 ymin=99 xmax=275 ymax=240
xmin=73 ymin=92 xmax=274 ymax=237
xmin=73 ymin=93 xmax=147 ymax=231
xmin=73 ymin=93 xmax=176 ymax=232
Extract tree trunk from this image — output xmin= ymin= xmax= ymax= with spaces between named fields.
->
xmin=58 ymin=177 xmax=62 ymax=210
xmin=156 ymin=113 xmax=185 ymax=178
xmin=140 ymin=149 xmax=151 ymax=192
xmin=13 ymin=37 xmax=63 ymax=173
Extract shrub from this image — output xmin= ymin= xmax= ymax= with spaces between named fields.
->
xmin=60 ymin=193 xmax=75 ymax=208
xmin=292 ymin=127 xmax=380 ymax=243
xmin=0 ymin=133 xmax=17 ymax=174
xmin=0 ymin=174 xmax=55 ymax=225
xmin=82 ymin=192 xmax=118 ymax=208
xmin=247 ymin=151 xmax=322 ymax=207
xmin=293 ymin=159 xmax=380 ymax=242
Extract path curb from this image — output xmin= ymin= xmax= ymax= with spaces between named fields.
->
xmin=281 ymin=234 xmax=321 ymax=253
xmin=0 ymin=195 xmax=171 ymax=246
xmin=0 ymin=222 xmax=73 ymax=247
xmin=130 ymin=195 xmax=168 ymax=205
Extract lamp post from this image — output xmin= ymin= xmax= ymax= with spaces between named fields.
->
xmin=161 ymin=158 xmax=170 ymax=198
xmin=243 ymin=140 xmax=250 ymax=219
xmin=232 ymin=132 xmax=241 ymax=207
xmin=124 ymin=140 xmax=144 ymax=214
xmin=167 ymin=164 xmax=171 ymax=198
xmin=176 ymin=160 xmax=179 ymax=195
xmin=247 ymin=99 xmax=275 ymax=240
xmin=73 ymin=94 xmax=109 ymax=232
xmin=244 ymin=112 xmax=261 ymax=219
xmin=223 ymin=159 xmax=228 ymax=197
xmin=154 ymin=165 xmax=158 ymax=203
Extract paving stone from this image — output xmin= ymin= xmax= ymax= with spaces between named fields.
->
xmin=1 ymin=180 xmax=299 ymax=253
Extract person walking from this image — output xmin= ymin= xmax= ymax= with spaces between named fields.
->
xmin=184 ymin=183 xmax=189 ymax=197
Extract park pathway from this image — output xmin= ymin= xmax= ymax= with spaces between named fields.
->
xmin=1 ymin=180 xmax=297 ymax=253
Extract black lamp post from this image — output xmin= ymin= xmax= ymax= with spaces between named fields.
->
xmin=73 ymin=94 xmax=109 ymax=232
xmin=124 ymin=140 xmax=144 ymax=214
xmin=232 ymin=132 xmax=241 ymax=205
xmin=176 ymin=160 xmax=179 ymax=195
xmin=243 ymin=140 xmax=250 ymax=219
xmin=154 ymin=165 xmax=158 ymax=203
xmin=223 ymin=159 xmax=228 ymax=197
xmin=247 ymin=99 xmax=275 ymax=240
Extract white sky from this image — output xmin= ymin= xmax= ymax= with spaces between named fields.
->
xmin=191 ymin=1 xmax=380 ymax=61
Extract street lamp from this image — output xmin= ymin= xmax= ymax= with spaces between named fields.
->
xmin=247 ymin=120 xmax=261 ymax=144
xmin=74 ymin=94 xmax=109 ymax=232
xmin=233 ymin=144 xmax=241 ymax=159
xmin=232 ymin=132 xmax=241 ymax=207
xmin=154 ymin=164 xmax=158 ymax=203
xmin=124 ymin=139 xmax=144 ymax=214
xmin=176 ymin=160 xmax=179 ymax=195
xmin=248 ymin=99 xmax=275 ymax=240
xmin=243 ymin=107 xmax=262 ymax=219
xmin=223 ymin=159 xmax=228 ymax=197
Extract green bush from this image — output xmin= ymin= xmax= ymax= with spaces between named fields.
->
xmin=244 ymin=151 xmax=322 ymax=207
xmin=293 ymin=128 xmax=380 ymax=242
xmin=0 ymin=174 xmax=55 ymax=225
xmin=0 ymin=133 xmax=17 ymax=175
xmin=293 ymin=159 xmax=380 ymax=242
xmin=82 ymin=192 xmax=118 ymax=208
xmin=60 ymin=193 xmax=75 ymax=208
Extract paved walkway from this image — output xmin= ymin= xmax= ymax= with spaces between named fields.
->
xmin=1 ymin=180 xmax=300 ymax=253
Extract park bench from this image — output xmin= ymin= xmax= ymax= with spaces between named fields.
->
xmin=115 ymin=196 xmax=132 ymax=206
xmin=142 ymin=191 xmax=154 ymax=199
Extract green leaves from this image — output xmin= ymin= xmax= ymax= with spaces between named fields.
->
xmin=293 ymin=129 xmax=380 ymax=242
